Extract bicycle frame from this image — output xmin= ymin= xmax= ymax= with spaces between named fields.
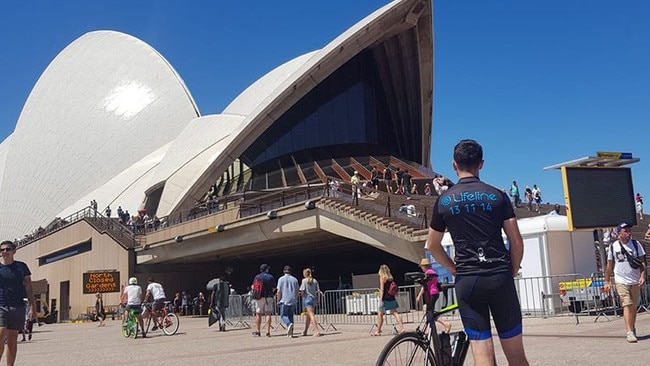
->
xmin=376 ymin=276 xmax=469 ymax=366
xmin=142 ymin=301 xmax=179 ymax=336
xmin=423 ymin=303 xmax=468 ymax=366
xmin=143 ymin=303 xmax=163 ymax=329
xmin=121 ymin=308 xmax=139 ymax=339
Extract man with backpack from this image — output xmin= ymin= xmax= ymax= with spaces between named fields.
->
xmin=604 ymin=223 xmax=646 ymax=343
xmin=251 ymin=264 xmax=276 ymax=337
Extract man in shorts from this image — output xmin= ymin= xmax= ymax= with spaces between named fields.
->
xmin=0 ymin=240 xmax=35 ymax=366
xmin=252 ymin=264 xmax=276 ymax=337
xmin=144 ymin=277 xmax=167 ymax=331
xmin=123 ymin=277 xmax=146 ymax=338
xmin=604 ymin=223 xmax=646 ymax=342
xmin=426 ymin=139 xmax=529 ymax=365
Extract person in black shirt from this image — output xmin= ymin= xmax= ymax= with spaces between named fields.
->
xmin=426 ymin=139 xmax=528 ymax=366
xmin=0 ymin=240 xmax=35 ymax=366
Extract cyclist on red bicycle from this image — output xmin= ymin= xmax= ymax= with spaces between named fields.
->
xmin=144 ymin=277 xmax=167 ymax=331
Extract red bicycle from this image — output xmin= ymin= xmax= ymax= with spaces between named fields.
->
xmin=142 ymin=301 xmax=179 ymax=336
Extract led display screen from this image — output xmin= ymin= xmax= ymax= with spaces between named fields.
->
xmin=561 ymin=167 xmax=636 ymax=230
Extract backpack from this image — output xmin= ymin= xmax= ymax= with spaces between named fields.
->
xmin=251 ymin=276 xmax=264 ymax=300
xmin=387 ymin=281 xmax=398 ymax=297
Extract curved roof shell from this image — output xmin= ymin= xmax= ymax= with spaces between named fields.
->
xmin=0 ymin=0 xmax=433 ymax=238
xmin=162 ymin=0 xmax=433 ymax=215
xmin=0 ymin=31 xmax=199 ymax=239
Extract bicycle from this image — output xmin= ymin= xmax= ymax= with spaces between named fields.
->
xmin=376 ymin=273 xmax=469 ymax=366
xmin=121 ymin=307 xmax=139 ymax=339
xmin=142 ymin=301 xmax=180 ymax=336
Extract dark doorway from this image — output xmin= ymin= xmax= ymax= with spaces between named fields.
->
xmin=60 ymin=281 xmax=70 ymax=321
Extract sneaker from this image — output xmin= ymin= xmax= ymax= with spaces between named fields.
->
xmin=287 ymin=323 xmax=294 ymax=338
xmin=28 ymin=333 xmax=32 ymax=341
xmin=266 ymin=332 xmax=271 ymax=337
xmin=627 ymin=331 xmax=638 ymax=343
xmin=252 ymin=331 xmax=261 ymax=337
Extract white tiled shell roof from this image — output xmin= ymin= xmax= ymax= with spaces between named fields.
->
xmin=154 ymin=114 xmax=244 ymax=216
xmin=0 ymin=0 xmax=431 ymax=238
xmin=0 ymin=31 xmax=199 ymax=239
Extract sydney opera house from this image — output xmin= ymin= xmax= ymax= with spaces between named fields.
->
xmin=1 ymin=0 xmax=437 ymax=320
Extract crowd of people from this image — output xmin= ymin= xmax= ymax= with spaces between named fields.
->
xmin=509 ymin=180 xmax=543 ymax=211
xmin=251 ymin=264 xmax=324 ymax=338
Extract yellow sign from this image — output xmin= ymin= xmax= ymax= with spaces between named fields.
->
xmin=596 ymin=151 xmax=621 ymax=158
xmin=596 ymin=151 xmax=633 ymax=159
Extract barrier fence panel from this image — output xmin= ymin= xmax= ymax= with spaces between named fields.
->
xmin=513 ymin=272 xmax=650 ymax=324
xmin=220 ymin=275 xmax=650 ymax=333
xmin=319 ymin=285 xmax=459 ymax=334
xmin=224 ymin=295 xmax=252 ymax=329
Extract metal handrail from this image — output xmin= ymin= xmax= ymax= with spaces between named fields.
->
xmin=16 ymin=206 xmax=137 ymax=249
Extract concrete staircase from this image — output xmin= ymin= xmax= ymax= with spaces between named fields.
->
xmin=319 ymin=196 xmax=429 ymax=241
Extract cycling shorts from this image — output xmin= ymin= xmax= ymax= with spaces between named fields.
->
xmin=455 ymin=272 xmax=522 ymax=341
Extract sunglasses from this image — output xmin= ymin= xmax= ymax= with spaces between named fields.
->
xmin=0 ymin=247 xmax=14 ymax=252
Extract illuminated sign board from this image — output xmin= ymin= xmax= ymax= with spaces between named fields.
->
xmin=83 ymin=271 xmax=120 ymax=294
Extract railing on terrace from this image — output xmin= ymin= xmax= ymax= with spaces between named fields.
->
xmin=16 ymin=206 xmax=137 ymax=249
xmin=333 ymin=180 xmax=431 ymax=230
xmin=16 ymin=175 xmax=433 ymax=248
xmin=135 ymin=181 xmax=330 ymax=235
xmin=137 ymin=176 xmax=431 ymax=236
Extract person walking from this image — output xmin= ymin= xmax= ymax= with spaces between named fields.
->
xmin=252 ymin=264 xmax=276 ymax=337
xmin=20 ymin=299 xmax=33 ymax=342
xmin=95 ymin=293 xmax=106 ymax=327
xmin=299 ymin=268 xmax=322 ymax=337
xmin=276 ymin=265 xmax=299 ymax=338
xmin=604 ymin=223 xmax=646 ymax=342
xmin=371 ymin=264 xmax=404 ymax=336
xmin=427 ymin=139 xmax=529 ymax=365
xmin=415 ymin=258 xmax=452 ymax=333
xmin=0 ymin=240 xmax=36 ymax=366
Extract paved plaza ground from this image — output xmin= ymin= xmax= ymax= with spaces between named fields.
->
xmin=8 ymin=311 xmax=650 ymax=366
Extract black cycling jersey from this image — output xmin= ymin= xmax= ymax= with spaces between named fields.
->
xmin=430 ymin=176 xmax=515 ymax=275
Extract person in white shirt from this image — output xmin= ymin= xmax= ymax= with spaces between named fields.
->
xmin=144 ymin=277 xmax=167 ymax=331
xmin=604 ymin=223 xmax=646 ymax=343
xmin=122 ymin=277 xmax=145 ymax=337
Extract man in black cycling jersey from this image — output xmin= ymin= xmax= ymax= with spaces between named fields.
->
xmin=427 ymin=139 xmax=529 ymax=366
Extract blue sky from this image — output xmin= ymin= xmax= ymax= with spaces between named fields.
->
xmin=1 ymin=0 xmax=648 ymax=208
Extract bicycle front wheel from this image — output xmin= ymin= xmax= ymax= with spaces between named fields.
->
xmin=375 ymin=331 xmax=437 ymax=366
xmin=121 ymin=320 xmax=130 ymax=338
xmin=129 ymin=319 xmax=138 ymax=339
xmin=161 ymin=313 xmax=179 ymax=335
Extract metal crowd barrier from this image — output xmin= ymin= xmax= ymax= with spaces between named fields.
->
xmin=223 ymin=294 xmax=254 ymax=329
xmin=515 ymin=272 xmax=650 ymax=324
xmin=318 ymin=285 xmax=458 ymax=334
xmin=212 ymin=274 xmax=650 ymax=333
